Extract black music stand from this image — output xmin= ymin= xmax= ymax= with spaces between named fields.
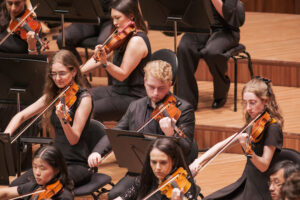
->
xmin=0 ymin=133 xmax=15 ymax=185
xmin=139 ymin=0 xmax=214 ymax=53
xmin=31 ymin=0 xmax=106 ymax=47
xmin=0 ymin=53 xmax=48 ymax=177
xmin=105 ymin=129 xmax=170 ymax=174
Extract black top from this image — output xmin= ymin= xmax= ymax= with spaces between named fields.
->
xmin=51 ymin=88 xmax=92 ymax=167
xmin=120 ymin=176 xmax=197 ymax=200
xmin=211 ymin=0 xmax=245 ymax=32
xmin=204 ymin=123 xmax=283 ymax=200
xmin=109 ymin=31 xmax=151 ymax=98
xmin=17 ymin=181 xmax=73 ymax=200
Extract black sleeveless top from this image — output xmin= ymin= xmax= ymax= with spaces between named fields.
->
xmin=109 ymin=31 xmax=151 ymax=98
xmin=51 ymin=88 xmax=92 ymax=167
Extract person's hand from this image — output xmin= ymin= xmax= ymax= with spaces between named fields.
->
xmin=55 ymin=102 xmax=68 ymax=122
xmin=94 ymin=44 xmax=107 ymax=64
xmin=159 ymin=117 xmax=176 ymax=136
xmin=171 ymin=188 xmax=184 ymax=200
xmin=26 ymin=31 xmax=37 ymax=51
xmin=88 ymin=152 xmax=102 ymax=168
xmin=237 ymin=132 xmax=249 ymax=150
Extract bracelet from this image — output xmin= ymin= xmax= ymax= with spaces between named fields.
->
xmin=28 ymin=48 xmax=36 ymax=52
xmin=102 ymin=62 xmax=107 ymax=69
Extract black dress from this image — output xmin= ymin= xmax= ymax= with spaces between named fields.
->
xmin=17 ymin=181 xmax=73 ymax=200
xmin=204 ymin=123 xmax=283 ymax=200
xmin=91 ymin=31 xmax=151 ymax=121
xmin=51 ymin=88 xmax=93 ymax=187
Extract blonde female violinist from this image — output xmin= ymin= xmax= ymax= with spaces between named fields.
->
xmin=5 ymin=49 xmax=93 ymax=187
xmin=81 ymin=0 xmax=151 ymax=122
xmin=190 ymin=76 xmax=284 ymax=199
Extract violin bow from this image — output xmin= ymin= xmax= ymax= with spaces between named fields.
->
xmin=11 ymin=85 xmax=71 ymax=144
xmin=196 ymin=111 xmax=264 ymax=173
xmin=0 ymin=4 xmax=38 ymax=46
xmin=9 ymin=188 xmax=45 ymax=200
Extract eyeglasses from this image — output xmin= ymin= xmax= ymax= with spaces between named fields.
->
xmin=268 ymin=180 xmax=283 ymax=188
xmin=49 ymin=71 xmax=70 ymax=78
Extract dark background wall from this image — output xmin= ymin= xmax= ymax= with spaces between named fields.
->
xmin=243 ymin=0 xmax=300 ymax=14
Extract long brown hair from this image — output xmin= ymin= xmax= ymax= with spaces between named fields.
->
xmin=242 ymin=77 xmax=284 ymax=128
xmin=110 ymin=0 xmax=148 ymax=33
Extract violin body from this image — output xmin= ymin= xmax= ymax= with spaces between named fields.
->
xmin=9 ymin=9 xmax=41 ymax=40
xmin=245 ymin=111 xmax=276 ymax=155
xmin=32 ymin=180 xmax=63 ymax=200
xmin=93 ymin=21 xmax=136 ymax=61
xmin=56 ymin=83 xmax=79 ymax=123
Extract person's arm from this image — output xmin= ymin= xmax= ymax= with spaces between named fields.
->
xmin=4 ymin=95 xmax=47 ymax=136
xmin=0 ymin=186 xmax=19 ymax=200
xmin=81 ymin=35 xmax=148 ymax=81
xmin=55 ymin=95 xmax=92 ymax=145
xmin=211 ymin=0 xmax=224 ymax=18
xmin=26 ymin=31 xmax=37 ymax=52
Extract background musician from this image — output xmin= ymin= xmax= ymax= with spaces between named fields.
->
xmin=81 ymin=0 xmax=151 ymax=122
xmin=0 ymin=0 xmax=39 ymax=53
xmin=175 ymin=0 xmax=245 ymax=110
xmin=0 ymin=145 xmax=73 ymax=200
xmin=114 ymin=138 xmax=199 ymax=200
xmin=88 ymin=60 xmax=198 ymax=199
xmin=190 ymin=76 xmax=284 ymax=199
xmin=4 ymin=49 xmax=93 ymax=187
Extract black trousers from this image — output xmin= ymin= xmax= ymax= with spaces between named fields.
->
xmin=91 ymin=86 xmax=139 ymax=122
xmin=176 ymin=30 xmax=239 ymax=109
xmin=56 ymin=21 xmax=112 ymax=62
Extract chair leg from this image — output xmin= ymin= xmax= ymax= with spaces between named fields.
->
xmin=233 ymin=57 xmax=238 ymax=112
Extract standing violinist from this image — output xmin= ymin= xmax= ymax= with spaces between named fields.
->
xmin=189 ymin=76 xmax=284 ymax=199
xmin=4 ymin=49 xmax=94 ymax=187
xmin=0 ymin=145 xmax=73 ymax=200
xmin=114 ymin=138 xmax=199 ymax=200
xmin=81 ymin=0 xmax=151 ymax=122
xmin=88 ymin=60 xmax=198 ymax=199
xmin=0 ymin=0 xmax=39 ymax=53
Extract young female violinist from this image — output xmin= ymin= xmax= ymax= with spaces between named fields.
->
xmin=0 ymin=145 xmax=73 ymax=200
xmin=5 ymin=49 xmax=93 ymax=187
xmin=0 ymin=0 xmax=39 ymax=53
xmin=114 ymin=137 xmax=199 ymax=200
xmin=81 ymin=0 xmax=151 ymax=121
xmin=190 ymin=76 xmax=284 ymax=199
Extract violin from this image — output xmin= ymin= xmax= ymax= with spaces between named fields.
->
xmin=244 ymin=111 xmax=276 ymax=155
xmin=0 ymin=5 xmax=49 ymax=51
xmin=9 ymin=180 xmax=63 ymax=200
xmin=137 ymin=94 xmax=187 ymax=138
xmin=93 ymin=20 xmax=136 ymax=62
xmin=142 ymin=167 xmax=191 ymax=200
xmin=56 ymin=82 xmax=79 ymax=123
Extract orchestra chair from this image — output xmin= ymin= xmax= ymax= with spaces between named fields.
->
xmin=74 ymin=119 xmax=114 ymax=199
xmin=222 ymin=43 xmax=254 ymax=112
xmin=151 ymin=48 xmax=178 ymax=85
xmin=276 ymin=148 xmax=300 ymax=165
xmin=77 ymin=36 xmax=98 ymax=61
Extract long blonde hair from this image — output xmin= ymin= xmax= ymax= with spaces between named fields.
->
xmin=242 ymin=77 xmax=284 ymax=128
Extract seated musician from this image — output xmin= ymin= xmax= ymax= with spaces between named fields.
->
xmin=189 ymin=76 xmax=284 ymax=199
xmin=0 ymin=0 xmax=40 ymax=53
xmin=4 ymin=49 xmax=93 ymax=187
xmin=114 ymin=137 xmax=199 ymax=200
xmin=88 ymin=59 xmax=198 ymax=199
xmin=81 ymin=0 xmax=151 ymax=122
xmin=0 ymin=145 xmax=73 ymax=200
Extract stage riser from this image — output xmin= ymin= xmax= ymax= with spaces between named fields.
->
xmin=195 ymin=59 xmax=300 ymax=87
xmin=195 ymin=125 xmax=300 ymax=153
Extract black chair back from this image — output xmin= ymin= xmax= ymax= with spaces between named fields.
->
xmin=277 ymin=148 xmax=300 ymax=165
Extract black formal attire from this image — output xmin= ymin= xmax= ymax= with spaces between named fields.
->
xmin=176 ymin=0 xmax=245 ymax=109
xmin=91 ymin=31 xmax=151 ymax=121
xmin=11 ymin=88 xmax=93 ymax=188
xmin=120 ymin=175 xmax=198 ymax=200
xmin=204 ymin=123 xmax=283 ymax=200
xmin=17 ymin=181 xmax=73 ymax=200
xmin=56 ymin=0 xmax=112 ymax=62
xmin=92 ymin=94 xmax=198 ymax=199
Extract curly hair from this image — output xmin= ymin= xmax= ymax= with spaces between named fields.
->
xmin=144 ymin=60 xmax=173 ymax=84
